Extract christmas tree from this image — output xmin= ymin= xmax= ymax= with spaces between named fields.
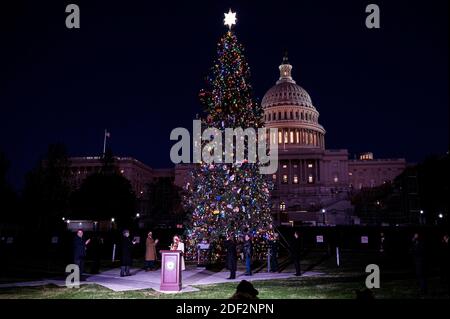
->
xmin=184 ymin=11 xmax=274 ymax=261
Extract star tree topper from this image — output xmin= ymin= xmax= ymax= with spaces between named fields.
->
xmin=224 ymin=9 xmax=237 ymax=30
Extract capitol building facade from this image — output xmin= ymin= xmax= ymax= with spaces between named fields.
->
xmin=256 ymin=55 xmax=406 ymax=225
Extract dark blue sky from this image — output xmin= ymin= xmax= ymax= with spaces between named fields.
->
xmin=0 ymin=0 xmax=448 ymax=190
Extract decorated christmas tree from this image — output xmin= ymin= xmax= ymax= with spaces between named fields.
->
xmin=184 ymin=10 xmax=274 ymax=261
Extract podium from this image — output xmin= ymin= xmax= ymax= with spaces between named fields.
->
xmin=160 ymin=250 xmax=182 ymax=291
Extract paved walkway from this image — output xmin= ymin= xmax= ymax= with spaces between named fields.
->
xmin=0 ymin=267 xmax=323 ymax=293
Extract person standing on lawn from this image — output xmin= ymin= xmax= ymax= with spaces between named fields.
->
xmin=291 ymin=231 xmax=302 ymax=276
xmin=243 ymin=234 xmax=253 ymax=276
xmin=224 ymin=234 xmax=237 ymax=279
xmin=145 ymin=231 xmax=159 ymax=271
xmin=73 ymin=229 xmax=90 ymax=279
xmin=120 ymin=229 xmax=137 ymax=277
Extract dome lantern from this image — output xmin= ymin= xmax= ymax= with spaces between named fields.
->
xmin=277 ymin=52 xmax=295 ymax=84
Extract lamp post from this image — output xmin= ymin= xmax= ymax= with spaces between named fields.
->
xmin=321 ymin=209 xmax=326 ymax=225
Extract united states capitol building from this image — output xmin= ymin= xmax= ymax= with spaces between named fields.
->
xmin=258 ymin=56 xmax=406 ymax=225
xmin=68 ymin=56 xmax=406 ymax=226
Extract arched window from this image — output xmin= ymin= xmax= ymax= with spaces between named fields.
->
xmin=290 ymin=111 xmax=293 ymax=119
xmin=295 ymin=111 xmax=299 ymax=119
xmin=280 ymin=201 xmax=286 ymax=211
xmin=301 ymin=112 xmax=304 ymax=120
xmin=268 ymin=113 xmax=271 ymax=121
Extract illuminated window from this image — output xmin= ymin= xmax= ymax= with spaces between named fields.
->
xmin=278 ymin=131 xmax=282 ymax=144
xmin=348 ymin=172 xmax=353 ymax=176
xmin=282 ymin=175 xmax=288 ymax=184
xmin=120 ymin=169 xmax=124 ymax=174
xmin=308 ymin=163 xmax=313 ymax=168
xmin=293 ymin=175 xmax=299 ymax=184
xmin=284 ymin=131 xmax=288 ymax=143
xmin=290 ymin=131 xmax=294 ymax=143
xmin=282 ymin=164 xmax=287 ymax=169
xmin=296 ymin=130 xmax=299 ymax=143
xmin=334 ymin=176 xmax=338 ymax=183
xmin=280 ymin=202 xmax=286 ymax=211
xmin=308 ymin=174 xmax=314 ymax=183
xmin=293 ymin=164 xmax=298 ymax=168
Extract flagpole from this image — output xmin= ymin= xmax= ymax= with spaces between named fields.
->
xmin=103 ymin=129 xmax=107 ymax=156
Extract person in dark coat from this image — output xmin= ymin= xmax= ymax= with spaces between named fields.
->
xmin=120 ymin=229 xmax=137 ymax=277
xmin=291 ymin=231 xmax=302 ymax=276
xmin=73 ymin=229 xmax=90 ymax=279
xmin=410 ymin=233 xmax=427 ymax=295
xmin=268 ymin=233 xmax=279 ymax=272
xmin=243 ymin=234 xmax=253 ymax=276
xmin=224 ymin=235 xmax=237 ymax=279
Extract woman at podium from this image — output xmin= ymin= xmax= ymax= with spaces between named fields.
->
xmin=170 ymin=235 xmax=185 ymax=271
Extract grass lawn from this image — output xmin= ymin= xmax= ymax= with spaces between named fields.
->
xmin=0 ymin=274 xmax=448 ymax=299
xmin=1 ymin=250 xmax=448 ymax=299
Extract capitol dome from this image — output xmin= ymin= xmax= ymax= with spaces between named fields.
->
xmin=262 ymin=54 xmax=326 ymax=149
xmin=261 ymin=55 xmax=315 ymax=109
xmin=262 ymin=81 xmax=314 ymax=109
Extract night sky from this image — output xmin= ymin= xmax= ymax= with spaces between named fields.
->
xmin=0 ymin=0 xmax=448 ymax=190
